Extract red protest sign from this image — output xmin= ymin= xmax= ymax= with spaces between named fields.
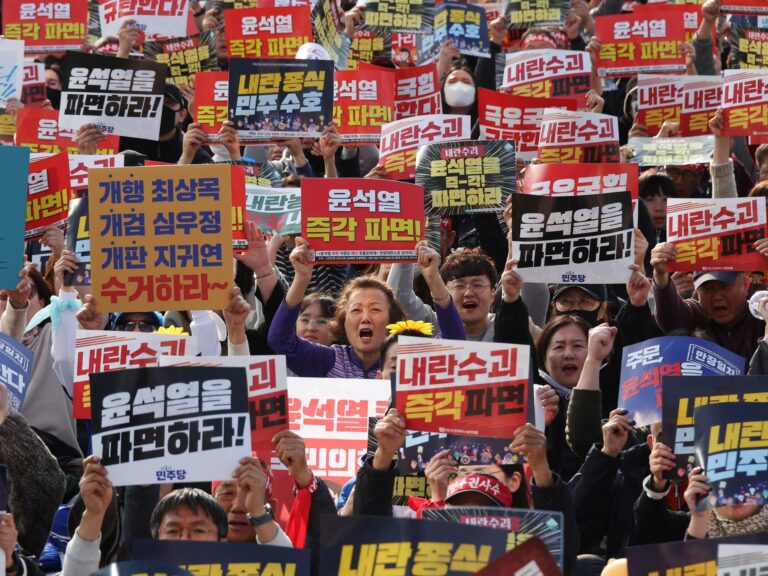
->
xmin=2 ymin=0 xmax=88 ymax=53
xmin=302 ymin=178 xmax=424 ymax=264
xmin=231 ymin=165 xmax=247 ymax=252
xmin=478 ymin=89 xmax=577 ymax=161
xmin=680 ymin=76 xmax=722 ymax=137
xmin=361 ymin=62 xmax=442 ymax=120
xmin=521 ymin=162 xmax=638 ymax=198
xmin=26 ymin=152 xmax=71 ymax=240
xmin=537 ymin=109 xmax=620 ymax=164
xmin=636 ymin=74 xmax=682 ymax=135
xmin=224 ymin=6 xmax=313 ymax=58
xmin=193 ymin=71 xmax=229 ymax=141
xmin=721 ymin=70 xmax=768 ymax=137
xmin=21 ymin=63 xmax=47 ymax=108
xmin=595 ymin=12 xmax=686 ymax=77
xmin=15 ymin=108 xmax=120 ymax=155
xmin=666 ymin=198 xmax=768 ymax=272
xmin=332 ymin=69 xmax=395 ymax=144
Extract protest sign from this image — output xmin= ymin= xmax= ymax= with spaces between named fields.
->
xmin=234 ymin=161 xmax=283 ymax=188
xmin=628 ymin=136 xmax=714 ymax=167
xmin=504 ymin=0 xmax=568 ymax=28
xmin=347 ymin=30 xmax=391 ymax=70
xmin=395 ymin=337 xmax=531 ymax=437
xmin=26 ymin=152 xmax=71 ymax=240
xmin=731 ymin=26 xmax=768 ymax=69
xmin=416 ymin=140 xmax=515 ymax=215
xmin=665 ymin=197 xmax=767 ymax=272
xmin=595 ymin=12 xmax=686 ymax=77
xmin=311 ymin=0 xmax=351 ymax=70
xmin=246 ymin=185 xmax=301 ymax=235
xmin=74 ymin=330 xmax=191 ymax=419
xmin=722 ymin=0 xmax=768 ymax=15
xmin=521 ymin=162 xmax=638 ymax=199
xmin=133 ymin=540 xmax=310 ymax=576
xmin=619 ymin=337 xmax=744 ymax=428
xmin=718 ymin=544 xmax=768 ymax=576
xmin=88 ymin=164 xmax=233 ymax=313
xmin=143 ymin=32 xmax=217 ymax=88
xmin=97 ymin=0 xmax=187 ymax=40
xmin=228 ymin=58 xmax=335 ymax=142
xmin=393 ymin=63 xmax=442 ymax=120
xmin=0 ymin=146 xmax=29 ymax=289
xmin=0 ymin=333 xmax=33 ymax=412
xmin=661 ymin=376 xmax=766 ymax=481
xmin=417 ymin=3 xmax=490 ymax=62
xmin=475 ymin=537 xmax=563 ymax=576
xmin=500 ymin=49 xmax=592 ymax=108
xmin=16 ymin=108 xmax=120 ymax=155
xmin=21 ymin=63 xmax=46 ymax=108
xmin=626 ymin=535 xmax=768 ymax=576
xmin=680 ymin=76 xmax=723 ymax=136
xmin=302 ymin=178 xmax=424 ymax=264
xmin=332 ymin=69 xmax=395 ymax=143
xmin=159 ymin=356 xmax=288 ymax=454
xmin=193 ymin=71 xmax=228 ymax=141
xmin=694 ymin=402 xmax=768 ymax=509
xmin=423 ymin=507 xmax=565 ymax=569
xmin=65 ymin=195 xmax=91 ymax=286
xmin=392 ymin=32 xmax=419 ymax=67
xmin=379 ymin=114 xmax=471 ymax=180
xmin=68 ymin=153 xmax=124 ymax=195
xmin=537 ymin=108 xmax=620 ymax=163
xmin=0 ymin=39 xmax=25 ymax=107
xmin=511 ymin=191 xmax=634 ymax=284
xmin=93 ymin=561 xmax=193 ymax=576
xmin=59 ymin=52 xmax=167 ymax=140
xmin=633 ymin=2 xmax=701 ymax=44
xmin=319 ymin=515 xmax=508 ymax=574
xmin=721 ymin=70 xmax=768 ymax=137
xmin=2 ymin=0 xmax=87 ymax=53
xmin=91 ymin=366 xmax=251 ymax=485
xmin=636 ymin=74 xmax=682 ymax=134
xmin=360 ymin=0 xmax=435 ymax=33
xmin=225 ymin=5 xmax=312 ymax=59
xmin=478 ymin=89 xmax=577 ymax=161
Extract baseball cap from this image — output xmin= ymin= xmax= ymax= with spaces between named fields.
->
xmin=552 ymin=284 xmax=606 ymax=302
xmin=111 ymin=312 xmax=164 ymax=330
xmin=164 ymin=83 xmax=188 ymax=109
xmin=693 ymin=271 xmax=740 ymax=290
xmin=445 ymin=473 xmax=513 ymax=507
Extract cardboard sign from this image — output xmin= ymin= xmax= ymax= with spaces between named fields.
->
xmin=511 ymin=191 xmax=634 ymax=284
xmin=26 ymin=152 xmax=71 ymax=240
xmin=302 ymin=177 xmax=424 ymax=264
xmin=0 ymin=333 xmax=33 ymax=412
xmin=98 ymin=0 xmax=187 ymax=40
xmin=16 ymin=108 xmax=120 ymax=155
xmin=379 ymin=114 xmax=471 ymax=180
xmin=88 ymin=164 xmax=233 ymax=313
xmin=521 ymin=162 xmax=638 ymax=198
xmin=595 ymin=12 xmax=686 ymax=77
xmin=359 ymin=0 xmax=435 ymax=33
xmin=393 ymin=63 xmax=443 ymax=120
xmin=225 ymin=5 xmax=313 ymax=59
xmin=59 ymin=51 xmax=167 ymax=140
xmin=660 ymin=376 xmax=766 ymax=481
xmin=2 ymin=0 xmax=87 ymax=53
xmin=159 ymin=355 xmax=289 ymax=454
xmin=666 ymin=197 xmax=767 ymax=272
xmin=416 ymin=140 xmax=516 ymax=215
xmin=619 ymin=337 xmax=744 ymax=428
xmin=91 ymin=366 xmax=251 ymax=485
xmin=143 ymin=32 xmax=217 ymax=88
xmin=245 ymin=185 xmax=301 ymax=235
xmin=395 ymin=337 xmax=531 ymax=438
xmin=477 ymin=89 xmax=577 ymax=161
xmin=721 ymin=70 xmax=768 ymax=138
xmin=504 ymin=0 xmax=567 ymax=28
xmin=333 ymin=69 xmax=395 ymax=143
xmin=193 ymin=71 xmax=229 ymax=142
xmin=0 ymin=146 xmax=30 ymax=289
xmin=628 ymin=135 xmax=714 ymax=167
xmin=501 ymin=49 xmax=592 ymax=109
xmin=537 ymin=108 xmax=620 ymax=163
xmin=228 ymin=58 xmax=335 ymax=142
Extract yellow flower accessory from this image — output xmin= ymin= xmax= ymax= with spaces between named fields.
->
xmin=386 ymin=320 xmax=434 ymax=337
xmin=156 ymin=325 xmax=190 ymax=336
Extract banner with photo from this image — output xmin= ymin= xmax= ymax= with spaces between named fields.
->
xmin=246 ymin=185 xmax=301 ymax=235
xmin=416 ymin=3 xmax=490 ymax=62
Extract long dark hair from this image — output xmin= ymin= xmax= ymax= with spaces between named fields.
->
xmin=535 ymin=315 xmax=591 ymax=372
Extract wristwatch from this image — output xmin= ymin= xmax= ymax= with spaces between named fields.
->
xmin=247 ymin=505 xmax=273 ymax=527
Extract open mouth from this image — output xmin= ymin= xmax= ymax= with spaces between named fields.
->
xmin=462 ymin=301 xmax=478 ymax=310
xmin=561 ymin=363 xmax=579 ymax=377
xmin=359 ymin=328 xmax=373 ymax=343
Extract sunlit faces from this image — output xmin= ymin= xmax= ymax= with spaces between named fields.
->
xmin=344 ymin=288 xmax=391 ymax=354
xmin=697 ymin=277 xmax=748 ymax=326
xmin=448 ymin=275 xmax=493 ymax=334
xmin=296 ymin=302 xmax=334 ymax=346
xmin=543 ymin=324 xmax=588 ymax=388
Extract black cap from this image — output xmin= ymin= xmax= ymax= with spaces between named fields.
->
xmin=164 ymin=83 xmax=188 ymax=110
xmin=552 ymin=284 xmax=606 ymax=302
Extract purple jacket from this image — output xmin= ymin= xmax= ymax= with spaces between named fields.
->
xmin=267 ymin=299 xmax=467 ymax=378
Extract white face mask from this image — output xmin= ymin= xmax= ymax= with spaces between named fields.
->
xmin=444 ymin=81 xmax=475 ymax=108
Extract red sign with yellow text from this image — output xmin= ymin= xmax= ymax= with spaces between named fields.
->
xmin=332 ymin=69 xmax=395 ymax=144
xmin=2 ymin=0 xmax=87 ymax=53
xmin=224 ymin=6 xmax=313 ymax=59
xmin=15 ymin=108 xmax=120 ymax=155
xmin=193 ymin=71 xmax=229 ymax=141
xmin=26 ymin=152 xmax=71 ymax=240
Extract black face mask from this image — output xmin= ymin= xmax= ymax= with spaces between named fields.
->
xmin=159 ymin=107 xmax=178 ymax=135
xmin=557 ymin=308 xmax=600 ymax=328
xmin=46 ymin=87 xmax=61 ymax=110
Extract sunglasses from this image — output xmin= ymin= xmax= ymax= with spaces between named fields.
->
xmin=116 ymin=321 xmax=157 ymax=333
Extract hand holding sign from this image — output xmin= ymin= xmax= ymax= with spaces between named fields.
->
xmin=78 ymin=455 xmax=113 ymax=542
xmin=511 ymin=423 xmax=552 ymax=486
xmin=500 ymin=259 xmax=523 ymax=304
xmin=649 ymin=441 xmax=677 ymax=489
xmin=683 ymin=467 xmax=710 ymax=538
xmin=627 ymin=264 xmax=651 ymax=307
xmin=650 ymin=242 xmax=676 ymax=288
xmin=424 ymin=449 xmax=459 ymax=503
xmin=373 ymin=408 xmax=407 ymax=470
xmin=273 ymin=430 xmax=312 ymax=488
xmin=601 ymin=408 xmax=633 ymax=458
xmin=54 ymin=249 xmax=79 ymax=290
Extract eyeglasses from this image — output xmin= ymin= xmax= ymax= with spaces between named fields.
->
xmin=554 ymin=297 xmax=599 ymax=311
xmin=297 ymin=317 xmax=330 ymax=329
xmin=159 ymin=526 xmax=218 ymax=540
xmin=116 ymin=321 xmax=156 ymax=333
xmin=448 ymin=282 xmax=492 ymax=295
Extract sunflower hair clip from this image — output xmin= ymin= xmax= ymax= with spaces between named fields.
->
xmin=156 ymin=325 xmax=190 ymax=336
xmin=386 ymin=320 xmax=434 ymax=337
